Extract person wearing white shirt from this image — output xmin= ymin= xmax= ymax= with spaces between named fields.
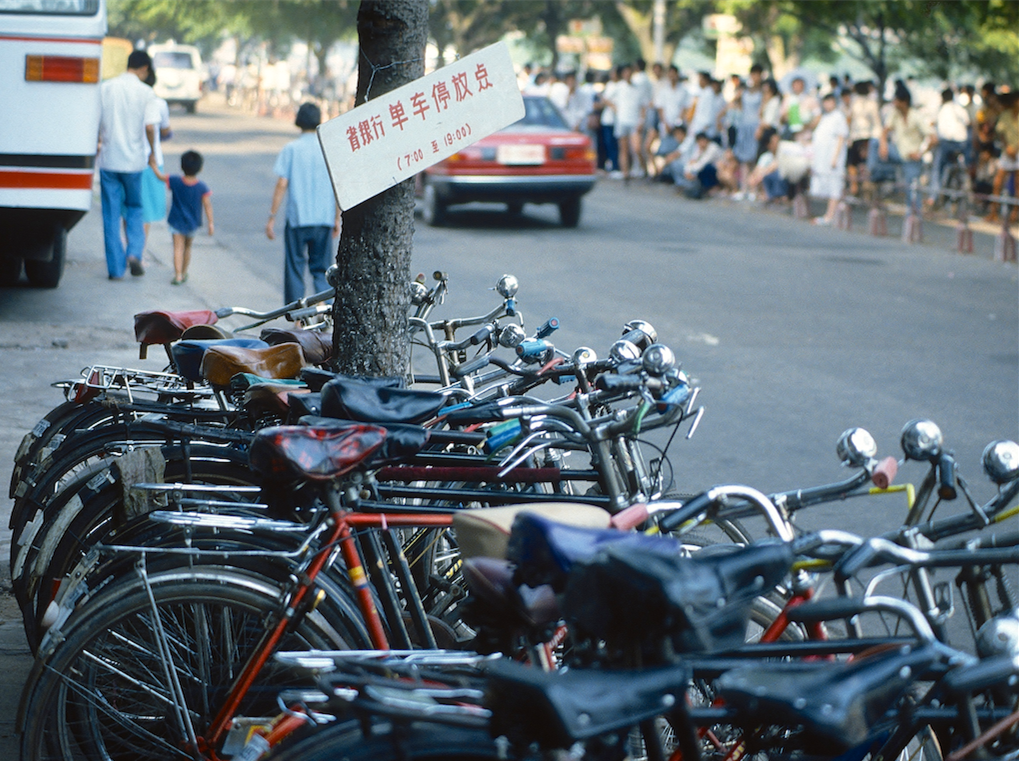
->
xmin=98 ymin=49 xmax=161 ymax=279
xmin=655 ymin=66 xmax=689 ymax=132
xmin=675 ymin=131 xmax=724 ymax=198
xmin=607 ymin=64 xmax=641 ymax=180
xmin=930 ymin=87 xmax=971 ymax=201
xmin=686 ymin=73 xmax=724 ymax=145
xmin=141 ymin=69 xmax=171 ymax=253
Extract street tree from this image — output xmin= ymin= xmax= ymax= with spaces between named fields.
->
xmin=331 ymin=0 xmax=428 ymax=378
xmin=736 ymin=0 xmax=1019 ymax=97
xmin=607 ymin=0 xmax=714 ymax=67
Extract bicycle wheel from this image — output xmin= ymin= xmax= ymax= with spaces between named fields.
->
xmin=18 ymin=444 xmax=257 ymax=635
xmin=267 ymin=719 xmax=504 ymax=761
xmin=20 ymin=565 xmax=368 ymax=761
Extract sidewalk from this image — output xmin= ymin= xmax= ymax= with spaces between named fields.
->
xmin=0 ymin=182 xmax=280 ymax=755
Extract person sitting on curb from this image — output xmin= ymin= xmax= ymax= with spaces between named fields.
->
xmin=675 ymin=132 xmax=724 ymax=199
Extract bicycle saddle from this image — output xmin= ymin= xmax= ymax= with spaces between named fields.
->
xmin=261 ymin=327 xmax=333 ymax=365
xmin=506 ymin=511 xmax=680 ymax=590
xmin=461 ymin=556 xmax=559 ymax=633
xmin=299 ymin=368 xmax=404 ymax=392
xmin=455 ymin=503 xmax=611 ymax=562
xmin=171 ymin=338 xmax=269 ymax=382
xmin=483 ymin=657 xmax=688 ymax=748
xmin=133 ymin=309 xmax=218 ymax=358
xmin=715 ymin=644 xmax=939 ymax=751
xmin=562 ymin=539 xmax=793 ymax=654
xmin=320 ymin=377 xmax=446 ymax=425
xmin=200 ymin=342 xmax=306 ymax=386
xmin=249 ymin=423 xmax=387 ymax=481
xmin=297 ymin=416 xmax=430 ymax=466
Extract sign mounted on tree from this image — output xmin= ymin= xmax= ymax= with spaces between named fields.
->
xmin=317 ymin=41 xmax=524 ymax=211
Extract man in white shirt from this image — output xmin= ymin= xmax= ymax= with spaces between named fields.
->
xmin=931 ymin=87 xmax=971 ymax=201
xmin=675 ymin=131 xmax=724 ymax=198
xmin=98 ymin=49 xmax=161 ymax=279
xmin=655 ymin=65 xmax=689 ymax=133
xmin=686 ymin=73 xmax=724 ymax=146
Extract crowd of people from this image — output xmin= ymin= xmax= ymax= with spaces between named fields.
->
xmin=521 ymin=61 xmax=1019 ymax=226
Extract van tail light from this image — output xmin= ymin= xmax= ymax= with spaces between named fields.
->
xmin=25 ymin=55 xmax=100 ymax=84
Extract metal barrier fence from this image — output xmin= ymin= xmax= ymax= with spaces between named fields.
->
xmin=809 ymin=174 xmax=1018 ymax=263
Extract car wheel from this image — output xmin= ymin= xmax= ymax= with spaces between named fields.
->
xmin=186 ymin=101 xmax=197 ymax=114
xmin=0 ymin=255 xmax=23 ymax=287
xmin=422 ymin=183 xmax=446 ymax=227
xmin=506 ymin=202 xmax=523 ymax=215
xmin=24 ymin=227 xmax=66 ymax=289
xmin=558 ymin=197 xmax=582 ymax=228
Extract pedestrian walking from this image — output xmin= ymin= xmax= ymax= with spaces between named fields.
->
xmin=141 ymin=68 xmax=171 ymax=252
xmin=166 ymin=150 xmax=213 ymax=285
xmin=97 ymin=48 xmax=162 ymax=279
xmin=266 ymin=102 xmax=340 ymax=304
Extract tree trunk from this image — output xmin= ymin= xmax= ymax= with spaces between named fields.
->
xmin=331 ymin=0 xmax=427 ymax=378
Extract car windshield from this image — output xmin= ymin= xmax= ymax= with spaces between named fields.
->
xmin=153 ymin=52 xmax=195 ymax=69
xmin=0 ymin=0 xmax=98 ymax=13
xmin=512 ymin=97 xmax=568 ymax=130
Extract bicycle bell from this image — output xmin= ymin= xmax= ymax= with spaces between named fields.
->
xmin=498 ymin=323 xmax=526 ymax=348
xmin=496 ymin=274 xmax=519 ymax=299
xmin=573 ymin=347 xmax=598 ymax=366
xmin=642 ymin=343 xmax=676 ymax=376
xmin=409 ymin=280 xmax=429 ymax=305
xmin=900 ymin=419 xmax=943 ymax=462
xmin=836 ymin=428 xmax=878 ymax=468
xmin=620 ymin=320 xmax=657 ymax=352
xmin=326 ymin=264 xmax=341 ymax=288
xmin=609 ymin=339 xmax=641 ymax=363
xmin=982 ymin=440 xmax=1019 ymax=484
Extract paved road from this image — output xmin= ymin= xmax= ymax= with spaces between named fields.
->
xmin=0 ymin=96 xmax=1015 ymax=757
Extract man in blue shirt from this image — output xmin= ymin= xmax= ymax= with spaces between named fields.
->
xmin=266 ymin=103 xmax=340 ymax=303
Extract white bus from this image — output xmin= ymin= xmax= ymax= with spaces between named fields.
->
xmin=0 ymin=0 xmax=106 ymax=288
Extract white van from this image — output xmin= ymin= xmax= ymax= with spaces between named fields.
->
xmin=148 ymin=41 xmax=203 ymax=113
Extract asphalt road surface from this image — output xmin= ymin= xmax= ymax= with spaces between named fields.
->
xmin=0 ymin=94 xmax=1016 ymax=757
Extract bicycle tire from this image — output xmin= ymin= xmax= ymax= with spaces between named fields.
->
xmin=266 ymin=719 xmax=504 ymax=761
xmin=9 ymin=400 xmax=124 ymax=527
xmin=17 ymin=445 xmax=258 ymax=635
xmin=20 ymin=565 xmax=368 ymax=761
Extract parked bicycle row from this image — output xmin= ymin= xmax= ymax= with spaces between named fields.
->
xmin=9 ymin=269 xmax=1017 ymax=761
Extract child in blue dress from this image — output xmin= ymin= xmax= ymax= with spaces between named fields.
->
xmin=166 ymin=150 xmax=214 ymax=285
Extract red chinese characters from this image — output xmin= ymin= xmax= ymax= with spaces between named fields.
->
xmin=343 ymin=61 xmax=493 ymax=154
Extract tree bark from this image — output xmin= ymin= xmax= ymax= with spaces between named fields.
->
xmin=331 ymin=0 xmax=427 ymax=378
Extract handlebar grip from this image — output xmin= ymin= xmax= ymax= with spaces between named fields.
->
xmin=943 ymin=653 xmax=1019 ymax=695
xmin=535 ymin=317 xmax=559 ymax=340
xmin=938 ymin=453 xmax=958 ymax=500
xmin=516 ymin=339 xmax=551 ymax=360
xmin=871 ymin=457 xmax=898 ymax=490
xmin=453 ymin=356 xmax=490 ymax=378
xmin=469 ymin=325 xmax=493 ymax=345
xmin=833 ymin=541 xmax=880 ymax=581
xmin=443 ymin=404 xmax=506 ymax=425
xmin=595 ymin=374 xmax=643 ymax=393
xmin=484 ymin=420 xmax=522 ymax=454
xmin=784 ymin=598 xmax=869 ymax=624
xmin=657 ymin=491 xmax=715 ymax=534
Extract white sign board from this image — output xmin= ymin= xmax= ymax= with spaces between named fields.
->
xmin=318 ymin=41 xmax=524 ymax=211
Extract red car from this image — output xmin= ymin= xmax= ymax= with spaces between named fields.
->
xmin=419 ymin=95 xmax=597 ymax=228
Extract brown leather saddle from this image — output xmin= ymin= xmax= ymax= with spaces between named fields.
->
xmin=199 ymin=343 xmax=306 ymax=386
